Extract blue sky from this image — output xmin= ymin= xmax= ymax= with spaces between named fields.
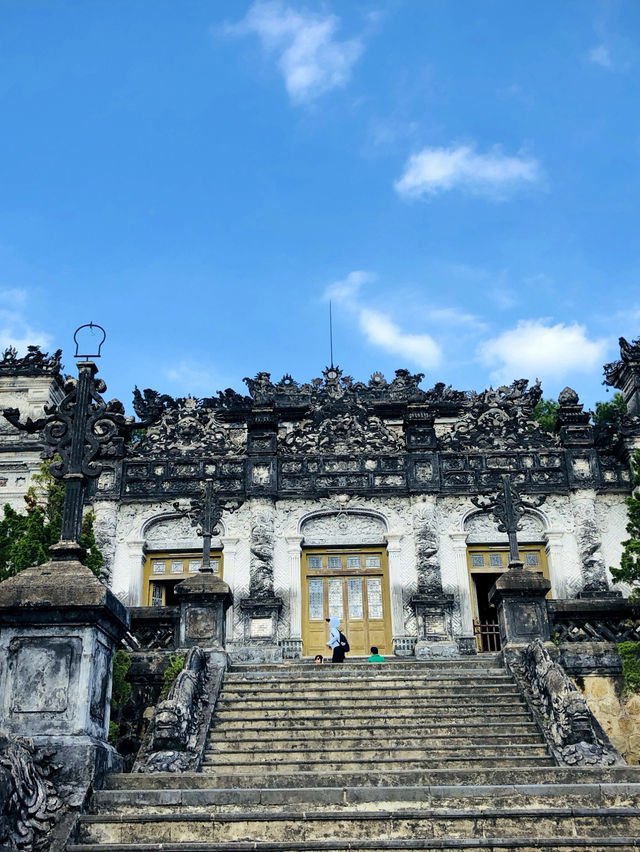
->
xmin=1 ymin=0 xmax=639 ymax=412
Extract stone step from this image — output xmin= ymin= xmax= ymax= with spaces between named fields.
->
xmin=74 ymin=806 xmax=640 ymax=845
xmin=212 ymin=707 xmax=532 ymax=723
xmin=104 ymin=766 xmax=640 ymax=790
xmin=206 ymin=734 xmax=546 ymax=751
xmin=67 ymin=839 xmax=640 ymax=851
xmin=219 ymin=685 xmax=518 ymax=700
xmin=208 ymin=719 xmax=540 ymax=735
xmin=222 ymin=674 xmax=513 ymax=687
xmin=199 ymin=754 xmax=556 ymax=773
xmin=216 ymin=690 xmax=526 ymax=715
xmin=91 ymin=781 xmax=640 ymax=816
xmin=203 ymin=744 xmax=551 ymax=764
xmin=228 ymin=658 xmax=503 ymax=672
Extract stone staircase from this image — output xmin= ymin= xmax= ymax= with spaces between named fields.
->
xmin=69 ymin=656 xmax=640 ymax=850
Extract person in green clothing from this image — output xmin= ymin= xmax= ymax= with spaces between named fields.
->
xmin=367 ymin=646 xmax=385 ymax=662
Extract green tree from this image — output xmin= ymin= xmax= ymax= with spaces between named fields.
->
xmin=611 ymin=450 xmax=640 ymax=602
xmin=0 ymin=459 xmax=104 ymax=581
xmin=81 ymin=510 xmax=104 ymax=577
xmin=531 ymin=399 xmax=559 ymax=433
xmin=593 ymin=392 xmax=627 ymax=425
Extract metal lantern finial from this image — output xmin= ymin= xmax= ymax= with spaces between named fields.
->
xmin=73 ymin=322 xmax=106 ymax=359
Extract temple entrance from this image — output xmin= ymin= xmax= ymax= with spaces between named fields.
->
xmin=301 ymin=547 xmax=392 ymax=657
xmin=468 ymin=544 xmax=549 ymax=651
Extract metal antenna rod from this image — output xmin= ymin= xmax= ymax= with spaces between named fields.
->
xmin=329 ymin=300 xmax=334 ymax=367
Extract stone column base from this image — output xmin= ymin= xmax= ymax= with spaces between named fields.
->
xmin=414 ymin=639 xmax=460 ymax=659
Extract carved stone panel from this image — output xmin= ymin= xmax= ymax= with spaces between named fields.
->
xmin=145 ymin=514 xmax=207 ymax=551
xmin=186 ymin=608 xmax=215 ymax=641
xmin=301 ymin=512 xmax=387 ymax=546
xmin=464 ymin=509 xmax=545 ymax=544
xmin=8 ymin=636 xmax=80 ymax=715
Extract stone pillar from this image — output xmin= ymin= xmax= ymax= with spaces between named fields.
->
xmin=451 ymin=531 xmax=474 ymax=638
xmin=544 ymin=530 xmax=567 ymax=598
xmin=286 ymin=534 xmax=304 ymax=642
xmin=237 ymin=499 xmax=283 ymax=658
xmin=91 ymin=500 xmax=119 ymax=586
xmin=385 ymin=533 xmax=405 ymax=641
xmin=409 ymin=498 xmax=456 ymax=658
xmin=0 ymin=557 xmax=129 ymax=826
xmin=175 ymin=573 xmax=232 ymax=666
xmin=220 ymin=536 xmax=239 ymax=642
xmin=488 ymin=566 xmax=552 ymax=654
xmin=571 ymin=492 xmax=613 ymax=596
xmin=125 ymin=539 xmax=146 ymax=606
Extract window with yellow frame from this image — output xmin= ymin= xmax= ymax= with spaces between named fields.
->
xmin=467 ymin=544 xmax=549 ymax=651
xmin=467 ymin=544 xmax=549 ymax=615
xmin=143 ymin=550 xmax=223 ymax=607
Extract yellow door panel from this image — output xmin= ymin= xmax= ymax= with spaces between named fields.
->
xmin=301 ymin=548 xmax=392 ymax=657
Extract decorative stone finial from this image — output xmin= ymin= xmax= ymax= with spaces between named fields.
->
xmin=558 ymin=387 xmax=579 ymax=406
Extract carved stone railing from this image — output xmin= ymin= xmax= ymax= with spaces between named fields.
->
xmin=280 ymin=638 xmax=303 ymax=660
xmin=548 ymin=598 xmax=640 ymax=644
xmin=122 ymin=607 xmax=179 ymax=651
xmin=508 ymin=639 xmax=623 ymax=767
xmin=132 ymin=646 xmax=225 ymax=773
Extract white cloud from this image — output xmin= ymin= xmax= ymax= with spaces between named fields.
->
xmin=166 ymin=360 xmax=215 ymax=392
xmin=588 ymin=44 xmax=613 ymax=69
xmin=0 ymin=288 xmax=27 ymax=307
xmin=0 ymin=300 xmax=51 ymax=355
xmin=324 ymin=269 xmax=373 ymax=307
xmin=427 ymin=307 xmax=487 ymax=331
xmin=229 ymin=1 xmax=363 ymax=104
xmin=394 ymin=144 xmax=542 ymax=200
xmin=477 ymin=320 xmax=608 ymax=383
xmin=358 ymin=308 xmax=441 ymax=368
xmin=325 ymin=271 xmax=442 ymax=370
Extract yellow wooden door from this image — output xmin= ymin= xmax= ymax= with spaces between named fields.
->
xmin=302 ymin=549 xmax=391 ymax=657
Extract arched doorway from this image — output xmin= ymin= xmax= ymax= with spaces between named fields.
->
xmin=463 ymin=510 xmax=550 ymax=651
xmin=141 ymin=513 xmax=224 ymax=607
xmin=299 ymin=511 xmax=392 ymax=657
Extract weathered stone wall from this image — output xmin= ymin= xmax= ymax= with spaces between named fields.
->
xmin=94 ymin=487 xmax=630 ymax=642
xmin=577 ymin=674 xmax=640 ymax=765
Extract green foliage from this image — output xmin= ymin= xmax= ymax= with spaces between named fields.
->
xmin=0 ymin=458 xmax=104 ymax=581
xmin=111 ymin=649 xmax=132 ymax=710
xmin=31 ymin=458 xmax=63 ymax=536
xmin=159 ymin=653 xmax=185 ymax=701
xmin=593 ymin=392 xmax=627 ymax=425
xmin=617 ymin=641 xmax=640 ymax=693
xmin=81 ymin=511 xmax=104 ymax=578
xmin=611 ymin=450 xmax=640 ymax=600
xmin=531 ymin=399 xmax=559 ymax=433
xmin=126 ymin=427 xmax=146 ymax=445
xmin=108 ymin=649 xmax=132 ymax=746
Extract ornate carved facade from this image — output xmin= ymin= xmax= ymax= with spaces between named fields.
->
xmin=2 ymin=341 xmax=640 ymax=657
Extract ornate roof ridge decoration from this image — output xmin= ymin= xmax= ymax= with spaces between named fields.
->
xmin=0 ymin=345 xmax=63 ymax=377
xmin=439 ymin=378 xmax=556 ymax=451
xmin=130 ymin=394 xmax=245 ymax=457
xmin=280 ymin=397 xmax=405 ymax=456
xmin=243 ymin=365 xmax=429 ymax=406
xmin=603 ymin=336 xmax=640 ymax=389
xmin=603 ymin=336 xmax=640 ymax=422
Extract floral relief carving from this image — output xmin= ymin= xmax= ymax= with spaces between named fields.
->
xmin=131 ymin=397 xmax=245 ymax=457
xmin=412 ymin=501 xmax=442 ymax=593
xmin=249 ymin=505 xmax=276 ymax=598
xmin=301 ymin=511 xmax=387 ymax=546
xmin=281 ymin=408 xmax=403 ymax=455
xmin=439 ymin=379 xmax=556 ymax=451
